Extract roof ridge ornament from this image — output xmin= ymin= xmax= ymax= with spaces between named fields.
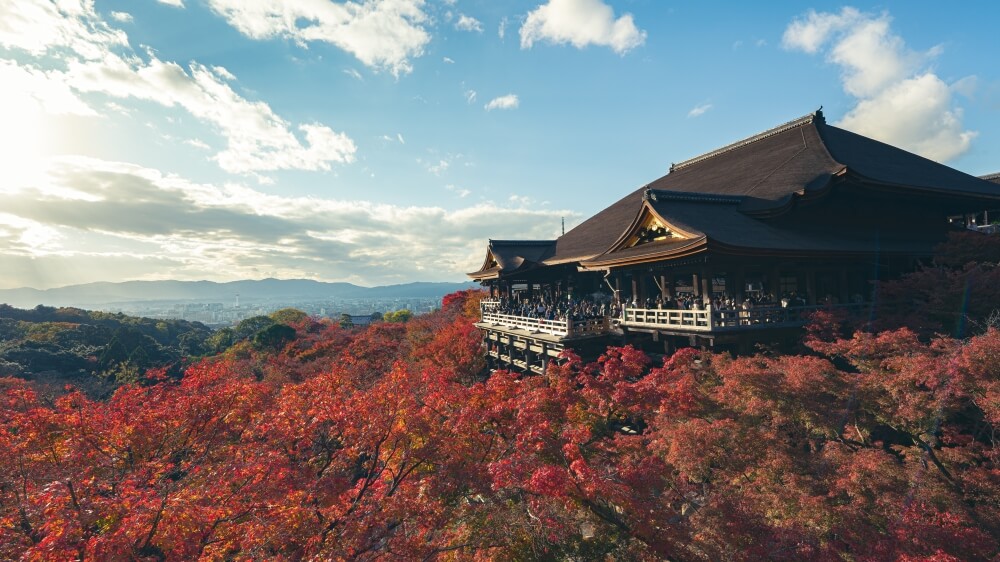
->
xmin=670 ymin=110 xmax=820 ymax=172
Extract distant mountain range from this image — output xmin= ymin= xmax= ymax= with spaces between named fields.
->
xmin=0 ymin=279 xmax=479 ymax=309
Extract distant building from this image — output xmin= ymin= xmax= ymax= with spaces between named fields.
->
xmin=470 ymin=110 xmax=1000 ymax=372
xmin=348 ymin=314 xmax=374 ymax=327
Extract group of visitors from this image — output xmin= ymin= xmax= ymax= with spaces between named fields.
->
xmin=482 ymin=295 xmax=620 ymax=322
xmin=483 ymin=289 xmax=849 ymax=325
xmin=625 ymin=292 xmax=787 ymax=312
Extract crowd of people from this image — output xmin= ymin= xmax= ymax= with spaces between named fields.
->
xmin=482 ymin=295 xmax=620 ymax=322
xmin=484 ymin=290 xmax=824 ymax=321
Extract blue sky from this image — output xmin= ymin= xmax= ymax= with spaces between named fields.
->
xmin=1 ymin=0 xmax=998 ymax=289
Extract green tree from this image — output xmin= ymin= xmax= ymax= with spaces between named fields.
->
xmin=253 ymin=324 xmax=297 ymax=351
xmin=206 ymin=328 xmax=235 ymax=354
xmin=269 ymin=308 xmax=308 ymax=325
xmin=234 ymin=316 xmax=276 ymax=341
xmin=384 ymin=309 xmax=412 ymax=323
xmin=338 ymin=314 xmax=354 ymax=329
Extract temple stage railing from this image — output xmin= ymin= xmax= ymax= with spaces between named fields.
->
xmin=623 ymin=303 xmax=864 ymax=333
xmin=479 ymin=301 xmax=864 ymax=338
xmin=479 ymin=311 xmax=609 ymax=338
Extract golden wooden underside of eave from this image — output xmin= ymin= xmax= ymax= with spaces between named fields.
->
xmin=579 ymin=237 xmax=708 ymax=269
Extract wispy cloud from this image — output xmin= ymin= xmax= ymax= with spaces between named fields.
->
xmin=446 ymin=184 xmax=471 ymax=198
xmin=485 ymin=94 xmax=519 ymax=111
xmin=443 ymin=56 xmax=455 ymax=64
xmin=156 ymin=0 xmax=186 ymax=7
xmin=783 ymin=7 xmax=975 ymax=161
xmin=520 ymin=0 xmax=646 ymax=54
xmin=342 ymin=67 xmax=363 ymax=81
xmin=687 ymin=103 xmax=712 ymax=118
xmin=455 ymin=14 xmax=483 ymax=33
xmin=185 ymin=138 xmax=210 ymax=150
xmin=109 ymin=11 xmax=133 ymax=23
xmin=0 ymin=156 xmax=576 ymax=287
xmin=0 ymin=2 xmax=357 ymax=175
xmin=426 ymin=159 xmax=450 ymax=176
xmin=464 ymin=89 xmax=477 ymax=104
xmin=203 ymin=0 xmax=431 ymax=76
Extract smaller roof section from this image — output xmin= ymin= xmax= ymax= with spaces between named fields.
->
xmin=981 ymin=172 xmax=1000 ymax=185
xmin=468 ymin=239 xmax=556 ymax=281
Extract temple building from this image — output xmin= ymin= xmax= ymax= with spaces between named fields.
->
xmin=469 ymin=110 xmax=1000 ymax=373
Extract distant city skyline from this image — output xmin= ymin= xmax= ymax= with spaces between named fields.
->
xmin=2 ymin=0 xmax=998 ymax=289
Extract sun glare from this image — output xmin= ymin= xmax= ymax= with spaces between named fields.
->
xmin=0 ymin=91 xmax=47 ymax=190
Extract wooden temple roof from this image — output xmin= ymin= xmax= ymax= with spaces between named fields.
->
xmin=469 ymin=110 xmax=1000 ymax=278
xmin=580 ymin=189 xmax=934 ymax=268
xmin=982 ymin=172 xmax=1000 ymax=185
xmin=467 ymin=239 xmax=556 ymax=280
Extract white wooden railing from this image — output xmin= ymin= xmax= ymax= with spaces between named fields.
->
xmin=624 ymin=304 xmax=863 ymax=332
xmin=623 ymin=308 xmax=712 ymax=331
xmin=481 ymin=301 xmax=865 ymax=337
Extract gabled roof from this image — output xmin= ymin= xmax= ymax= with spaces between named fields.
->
xmin=581 ymin=188 xmax=933 ymax=268
xmin=471 ymin=110 xmax=1000 ymax=278
xmin=467 ymin=239 xmax=556 ymax=280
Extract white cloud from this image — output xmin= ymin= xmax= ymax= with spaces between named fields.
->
xmin=343 ymin=67 xmax=364 ymax=80
xmin=455 ymin=14 xmax=483 ymax=33
xmin=397 ymin=133 xmax=405 ymax=144
xmin=520 ymin=0 xmax=646 ymax=54
xmin=0 ymin=156 xmax=575 ymax=287
xmin=426 ymin=159 xmax=449 ymax=175
xmin=498 ymin=17 xmax=507 ymax=40
xmin=0 ymin=2 xmax=357 ymax=175
xmin=783 ymin=7 xmax=975 ymax=162
xmin=109 ymin=11 xmax=133 ymax=23
xmin=211 ymin=65 xmax=236 ymax=81
xmin=687 ymin=103 xmax=712 ymax=118
xmin=0 ymin=60 xmax=95 ymax=116
xmin=185 ymin=138 xmax=211 ymax=150
xmin=156 ymin=0 xmax=186 ymax=7
xmin=0 ymin=1 xmax=128 ymax=60
xmin=464 ymin=89 xmax=477 ymax=104
xmin=203 ymin=0 xmax=431 ymax=76
xmin=446 ymin=184 xmax=470 ymax=198
xmin=442 ymin=56 xmax=455 ymax=64
xmin=484 ymin=94 xmax=518 ymax=111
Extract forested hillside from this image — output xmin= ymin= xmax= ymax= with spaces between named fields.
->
xmin=0 ymin=305 xmax=213 ymax=396
xmin=2 ymin=233 xmax=1000 ymax=560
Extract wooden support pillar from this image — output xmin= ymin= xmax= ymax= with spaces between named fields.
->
xmin=735 ymin=268 xmax=746 ymax=302
xmin=769 ymin=266 xmax=781 ymax=301
xmin=700 ymin=268 xmax=712 ymax=303
xmin=692 ymin=273 xmax=701 ymax=297
xmin=663 ymin=275 xmax=674 ymax=299
xmin=541 ymin=343 xmax=549 ymax=374
xmin=631 ymin=275 xmax=639 ymax=305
